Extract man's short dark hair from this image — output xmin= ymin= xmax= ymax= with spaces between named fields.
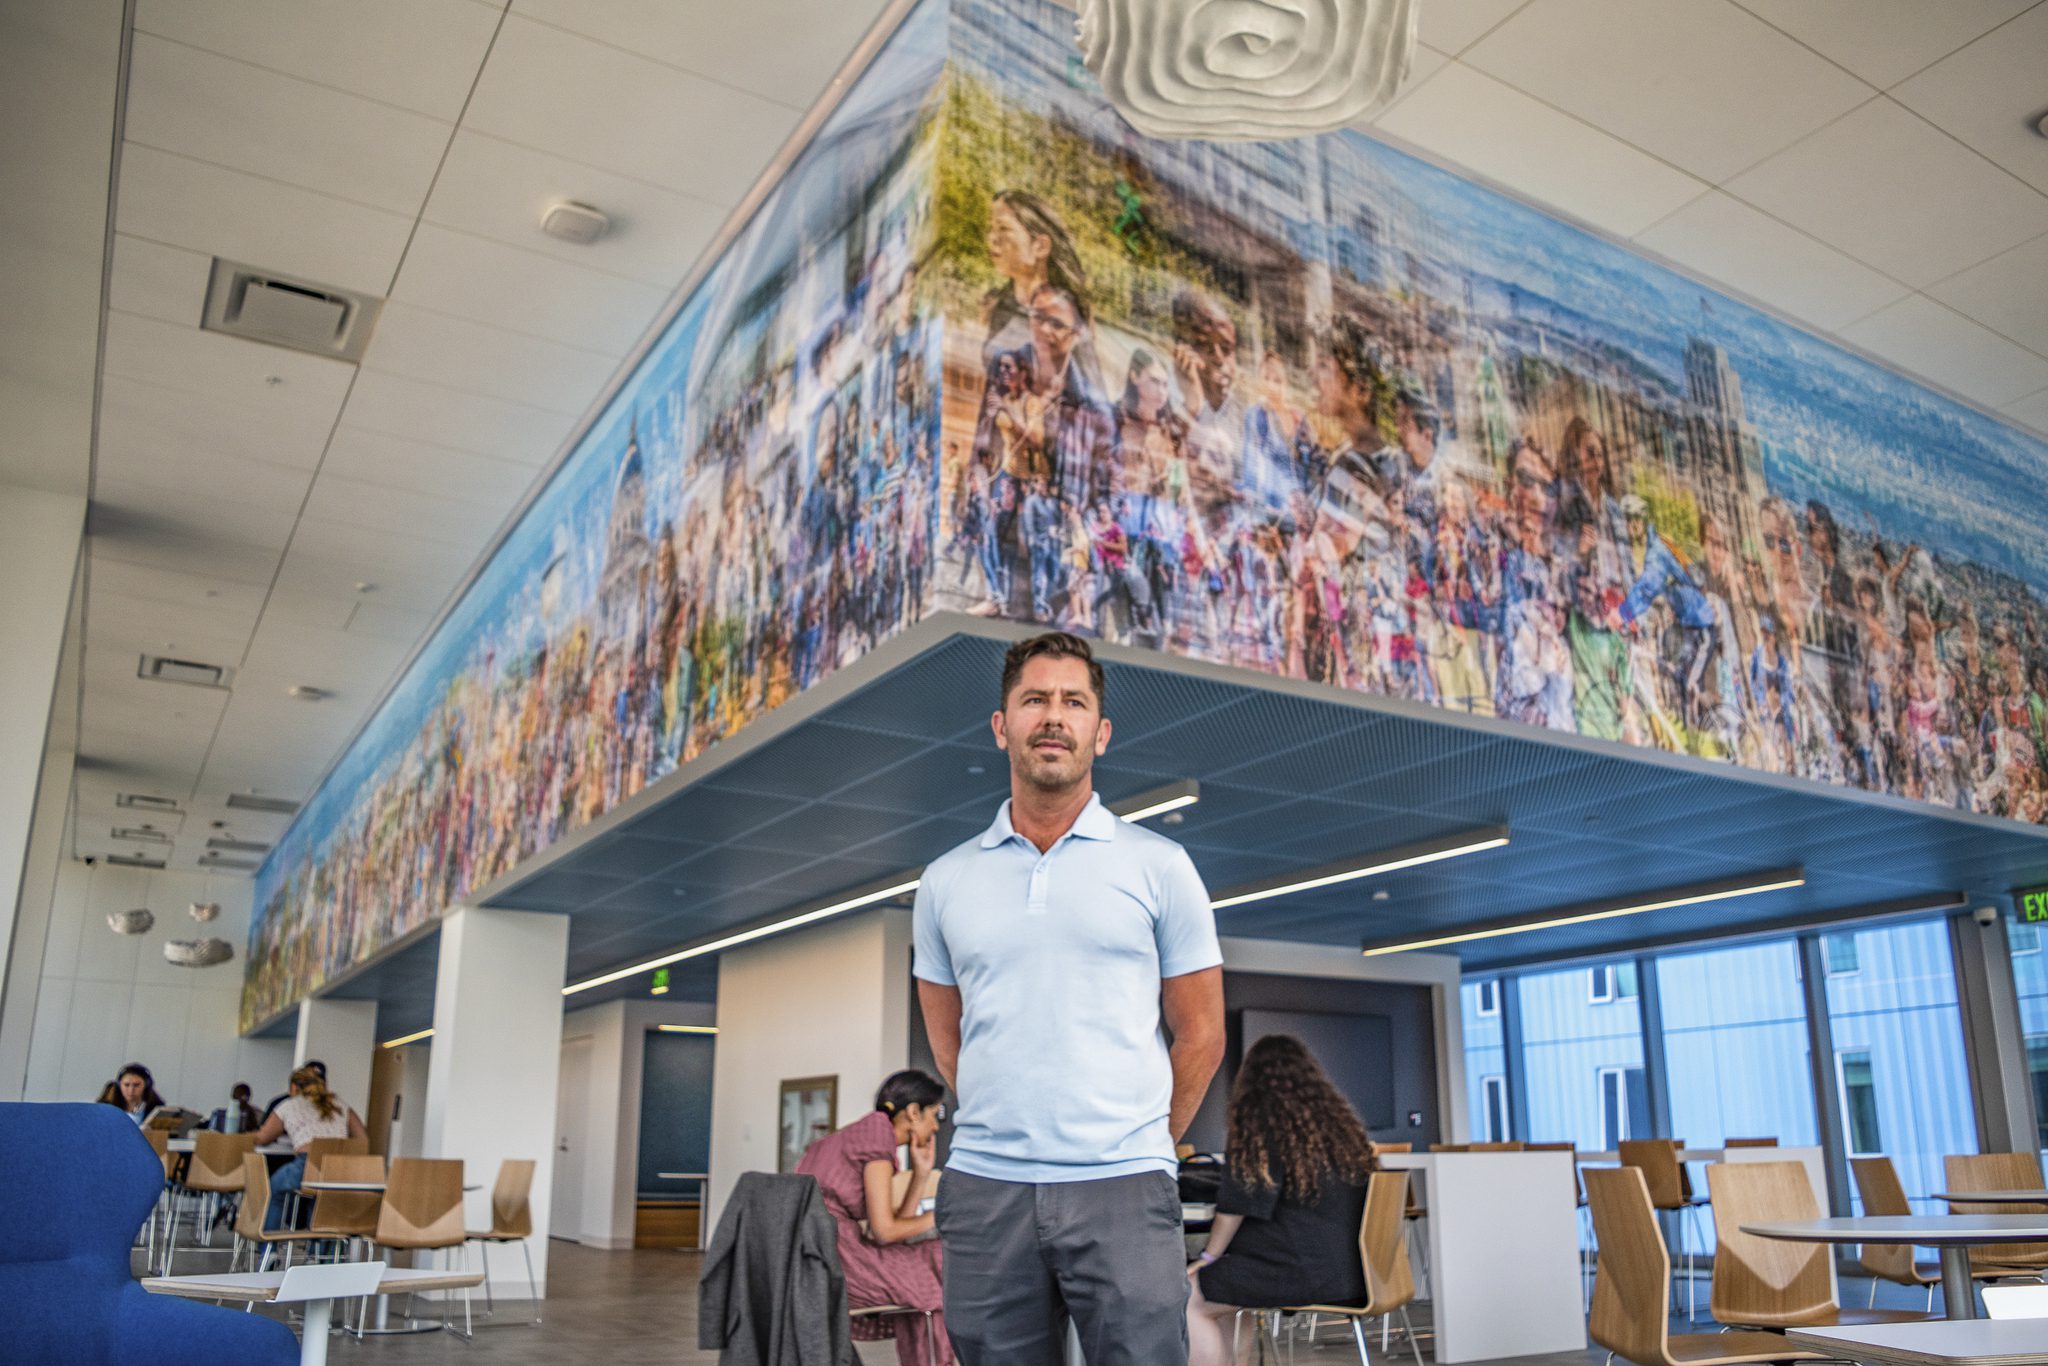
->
xmin=1000 ymin=632 xmax=1106 ymax=710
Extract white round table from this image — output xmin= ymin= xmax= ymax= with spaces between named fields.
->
xmin=1742 ymin=1216 xmax=2048 ymax=1321
xmin=1932 ymin=1190 xmax=2048 ymax=1205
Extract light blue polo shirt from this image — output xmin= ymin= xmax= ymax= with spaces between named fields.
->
xmin=913 ymin=793 xmax=1221 ymax=1184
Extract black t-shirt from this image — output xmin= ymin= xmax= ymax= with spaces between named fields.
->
xmin=1196 ymin=1166 xmax=1371 ymax=1309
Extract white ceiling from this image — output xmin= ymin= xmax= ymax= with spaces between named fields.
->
xmin=16 ymin=0 xmax=2047 ymax=873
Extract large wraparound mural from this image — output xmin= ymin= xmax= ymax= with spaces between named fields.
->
xmin=246 ymin=0 xmax=2048 ymax=1029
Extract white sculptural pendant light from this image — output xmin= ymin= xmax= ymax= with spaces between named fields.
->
xmin=1076 ymin=0 xmax=1417 ymax=141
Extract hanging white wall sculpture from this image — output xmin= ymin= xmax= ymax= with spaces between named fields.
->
xmin=108 ymin=908 xmax=154 ymax=935
xmin=189 ymin=901 xmax=220 ymax=922
xmin=1075 ymin=0 xmax=1416 ymax=140
xmin=165 ymin=938 xmax=234 ymax=967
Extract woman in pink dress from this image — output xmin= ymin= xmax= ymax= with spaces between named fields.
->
xmin=797 ymin=1070 xmax=953 ymax=1365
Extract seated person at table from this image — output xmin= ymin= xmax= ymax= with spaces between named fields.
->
xmin=796 ymin=1069 xmax=953 ymax=1366
xmin=250 ymin=1064 xmax=366 ymax=1229
xmin=99 ymin=1062 xmax=165 ymax=1125
xmin=1187 ymin=1035 xmax=1376 ymax=1366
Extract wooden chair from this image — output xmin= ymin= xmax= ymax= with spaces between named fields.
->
xmin=164 ymin=1132 xmax=254 ymax=1274
xmin=1270 ymin=1170 xmax=1424 ymax=1366
xmin=1848 ymin=1157 xmax=1940 ymax=1309
xmin=1705 ymin=1160 xmax=1932 ymax=1330
xmin=228 ymin=1154 xmax=326 ymax=1276
xmin=366 ymin=1158 xmax=472 ymax=1338
xmin=1944 ymin=1153 xmax=2048 ymax=1276
xmin=1584 ymin=1166 xmax=1823 ymax=1366
xmin=309 ymin=1153 xmax=386 ymax=1245
xmin=1620 ymin=1139 xmax=1711 ymax=1317
xmin=1427 ymin=1143 xmax=1470 ymax=1153
xmin=1724 ymin=1138 xmax=1779 ymax=1148
xmin=1370 ymin=1142 xmax=1429 ymax=1288
xmin=466 ymin=1158 xmax=540 ymax=1326
xmin=302 ymin=1135 xmax=368 ymax=1182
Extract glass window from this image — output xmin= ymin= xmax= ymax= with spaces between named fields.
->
xmin=2017 ymin=909 xmax=2048 ymax=1158
xmin=1482 ymin=1075 xmax=1509 ymax=1142
xmin=1655 ymin=939 xmax=1818 ymax=1152
xmin=2012 ymin=920 xmax=2040 ymax=955
xmin=1837 ymin=1050 xmax=1882 ymax=1156
xmin=1821 ymin=919 xmax=1976 ymax=1211
xmin=1824 ymin=933 xmax=1861 ymax=975
xmin=1520 ymin=960 xmax=1645 ymax=1150
xmin=1460 ymin=979 xmax=1506 ymax=1144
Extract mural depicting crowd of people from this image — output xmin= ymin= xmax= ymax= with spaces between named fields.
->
xmin=928 ymin=0 xmax=2048 ymax=829
xmin=244 ymin=0 xmax=2048 ymax=1029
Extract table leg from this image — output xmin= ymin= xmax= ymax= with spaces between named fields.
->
xmin=1939 ymin=1246 xmax=1978 ymax=1321
xmin=300 ymin=1297 xmax=332 ymax=1366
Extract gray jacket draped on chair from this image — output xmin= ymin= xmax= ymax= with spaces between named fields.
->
xmin=698 ymin=1171 xmax=856 ymax=1366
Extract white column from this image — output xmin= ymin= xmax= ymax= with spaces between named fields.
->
xmin=293 ymin=997 xmax=377 ymax=1124
xmin=424 ymin=906 xmax=569 ymax=1300
xmin=0 ymin=488 xmax=84 ymax=1088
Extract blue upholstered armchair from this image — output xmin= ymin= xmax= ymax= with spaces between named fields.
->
xmin=0 ymin=1102 xmax=298 ymax=1365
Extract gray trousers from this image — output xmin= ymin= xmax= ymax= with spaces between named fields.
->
xmin=934 ymin=1168 xmax=1188 ymax=1366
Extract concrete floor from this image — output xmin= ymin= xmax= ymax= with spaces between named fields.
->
xmin=156 ymin=1240 xmax=1936 ymax=1365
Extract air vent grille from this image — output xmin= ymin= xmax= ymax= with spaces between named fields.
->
xmin=116 ymin=794 xmax=182 ymax=815
xmin=205 ymin=836 xmax=270 ymax=855
xmin=112 ymin=827 xmax=173 ymax=846
xmin=105 ymin=853 xmax=167 ymax=870
xmin=138 ymin=655 xmax=232 ymax=690
xmin=226 ymin=792 xmax=300 ymax=816
xmin=198 ymin=852 xmax=261 ymax=872
xmin=202 ymin=258 xmax=382 ymax=362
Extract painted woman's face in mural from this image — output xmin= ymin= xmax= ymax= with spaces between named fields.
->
xmin=1133 ymin=360 xmax=1171 ymax=419
xmin=986 ymin=198 xmax=1049 ymax=286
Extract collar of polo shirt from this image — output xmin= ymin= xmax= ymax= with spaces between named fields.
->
xmin=979 ymin=792 xmax=1119 ymax=848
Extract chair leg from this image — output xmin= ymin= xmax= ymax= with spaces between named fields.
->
xmin=1399 ymin=1304 xmax=1425 ymax=1366
xmin=1351 ymin=1317 xmax=1370 ymax=1365
xmin=522 ymin=1238 xmax=541 ymax=1325
xmin=1233 ymin=1309 xmax=1244 ymax=1365
xmin=478 ymin=1240 xmax=494 ymax=1318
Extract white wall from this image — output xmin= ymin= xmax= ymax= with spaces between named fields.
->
xmin=1217 ymin=936 xmax=1469 ymax=1141
xmin=561 ymin=996 xmax=716 ymax=1249
xmin=707 ymin=908 xmax=913 ymax=1229
xmin=22 ymin=859 xmax=292 ymax=1109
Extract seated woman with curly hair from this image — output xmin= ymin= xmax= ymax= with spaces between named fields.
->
xmin=1186 ymin=1034 xmax=1377 ymax=1366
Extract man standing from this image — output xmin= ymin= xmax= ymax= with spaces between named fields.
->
xmin=916 ymin=632 xmax=1225 ymax=1365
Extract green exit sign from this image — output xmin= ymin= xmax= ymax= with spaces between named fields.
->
xmin=2020 ymin=888 xmax=2048 ymax=924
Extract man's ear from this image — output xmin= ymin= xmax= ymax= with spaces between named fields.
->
xmin=991 ymin=710 xmax=1008 ymax=750
xmin=1094 ymin=715 xmax=1112 ymax=756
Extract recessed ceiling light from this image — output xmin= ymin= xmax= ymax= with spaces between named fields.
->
xmin=541 ymin=200 xmax=610 ymax=245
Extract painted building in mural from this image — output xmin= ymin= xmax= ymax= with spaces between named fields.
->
xmin=243 ymin=0 xmax=2048 ymax=1031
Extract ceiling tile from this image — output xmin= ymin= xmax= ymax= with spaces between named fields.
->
xmin=1415 ymin=0 xmax=1528 ymax=55
xmin=423 ymin=130 xmax=726 ymax=288
xmin=92 ymin=474 xmax=300 ymax=550
xmin=85 ymin=592 xmax=253 ymax=667
xmin=344 ymin=599 xmax=438 ymax=646
xmin=1731 ymin=0 xmax=2037 ymax=89
xmin=1839 ymin=293 xmax=2048 ymax=409
xmin=1372 ymin=63 xmax=1708 ymax=239
xmin=1635 ymin=190 xmax=1910 ymax=331
xmin=1927 ymin=231 xmax=2048 ymax=356
xmin=388 ymin=222 xmax=667 ymax=357
xmin=88 ymin=518 xmax=283 ymax=589
xmin=2002 ymin=386 xmax=2048 ymax=436
xmin=101 ymin=310 xmax=356 ymax=420
xmin=1892 ymin=3 xmax=2048 ymax=195
xmin=1371 ymin=42 xmax=1449 ymax=120
xmin=341 ymin=367 xmax=576 ymax=466
xmin=86 ymin=554 xmax=268 ymax=623
xmin=360 ymin=301 xmax=619 ymax=416
xmin=1725 ymin=97 xmax=2048 ymax=287
xmin=514 ymin=0 xmax=891 ymax=108
xmin=97 ymin=371 xmax=340 ymax=474
xmin=461 ymin=16 xmax=802 ymax=203
xmin=270 ymin=518 xmax=473 ymax=612
xmin=106 ymin=234 xmax=210 ymax=326
xmin=95 ymin=413 xmax=320 ymax=515
xmin=322 ymin=425 xmax=547 ymax=505
xmin=1465 ymin=0 xmax=1872 ymax=183
xmin=116 ymin=143 xmax=412 ymax=297
xmin=300 ymin=472 xmax=514 ymax=548
xmin=123 ymin=34 xmax=450 ymax=215
xmin=132 ymin=0 xmax=500 ymax=122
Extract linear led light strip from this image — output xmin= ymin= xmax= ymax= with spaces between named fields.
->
xmin=557 ymin=780 xmax=1204 ymax=999
xmin=380 ymin=1022 xmax=719 ymax=1048
xmin=1361 ymin=868 xmax=1807 ymax=956
xmin=1209 ymin=826 xmax=1512 ymax=911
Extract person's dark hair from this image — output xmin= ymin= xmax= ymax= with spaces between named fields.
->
xmin=992 ymin=189 xmax=1091 ymax=323
xmin=1225 ymin=1035 xmax=1374 ymax=1201
xmin=1170 ymin=287 xmax=1232 ymax=348
xmin=1327 ymin=315 xmax=1382 ymax=397
xmin=113 ymin=1063 xmax=166 ymax=1112
xmin=96 ymin=1080 xmax=120 ymax=1106
xmin=303 ymin=1059 xmax=327 ymax=1079
xmin=1805 ymin=499 xmax=1838 ymax=554
xmin=1000 ymin=631 xmax=1106 ymax=710
xmin=874 ymin=1069 xmax=946 ymax=1116
xmin=231 ymin=1082 xmax=252 ymax=1102
xmin=290 ymin=1064 xmax=339 ymax=1122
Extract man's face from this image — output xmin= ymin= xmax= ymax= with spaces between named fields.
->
xmin=1187 ymin=314 xmax=1238 ymax=407
xmin=992 ymin=655 xmax=1110 ymax=794
xmin=1398 ymin=408 xmax=1434 ymax=466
